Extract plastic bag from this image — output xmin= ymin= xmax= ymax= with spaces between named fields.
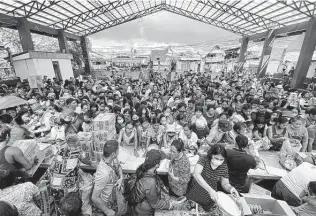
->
xmin=78 ymin=169 xmax=94 ymax=216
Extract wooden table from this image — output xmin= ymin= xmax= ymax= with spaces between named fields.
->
xmin=248 ymin=151 xmax=288 ymax=182
xmin=40 ymin=148 xmax=287 ymax=181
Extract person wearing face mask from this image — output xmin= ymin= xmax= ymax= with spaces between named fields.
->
xmin=133 ymin=149 xmax=183 ymax=216
xmin=82 ymin=111 xmax=94 ymax=132
xmin=117 ymin=121 xmax=139 ymax=157
xmin=92 ymin=140 xmax=124 ymax=216
xmin=267 ymin=116 xmax=289 ymax=151
xmin=163 ymin=107 xmax=173 ymax=124
xmin=283 ymin=116 xmax=308 ymax=155
xmin=115 ymin=114 xmax=125 ymax=135
xmin=61 ymin=108 xmax=84 ymax=136
xmin=162 ymin=125 xmax=178 ymax=152
xmin=186 ymin=144 xmax=239 ymax=211
xmin=45 ymin=92 xmax=56 ymax=109
xmin=226 ymin=135 xmax=257 ymax=193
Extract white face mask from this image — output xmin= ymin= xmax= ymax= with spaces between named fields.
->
xmin=117 ymin=119 xmax=124 ymax=124
xmin=211 ymin=159 xmax=224 ymax=167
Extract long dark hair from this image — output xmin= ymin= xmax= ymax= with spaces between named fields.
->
xmin=207 ymin=144 xmax=227 ymax=161
xmin=0 ymin=164 xmax=16 ymax=189
xmin=136 ymin=159 xmax=159 ymax=180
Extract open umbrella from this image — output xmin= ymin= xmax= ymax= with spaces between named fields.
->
xmin=0 ymin=95 xmax=27 ymax=110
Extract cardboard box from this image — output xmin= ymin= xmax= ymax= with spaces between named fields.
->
xmin=12 ymin=139 xmax=46 ymax=176
xmin=12 ymin=139 xmax=39 ymax=163
xmin=92 ymin=113 xmax=116 ymax=131
xmin=92 ymin=129 xmax=116 ymax=144
xmin=294 ymin=152 xmax=311 ymax=165
xmin=249 ymin=183 xmax=271 ymax=196
xmin=38 ymin=143 xmax=54 ymax=163
xmin=240 ymin=194 xmax=296 ymax=216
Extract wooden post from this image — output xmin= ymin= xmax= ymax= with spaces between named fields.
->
xmin=256 ymin=29 xmax=275 ymax=78
xmin=17 ymin=17 xmax=34 ymax=51
xmin=291 ymin=18 xmax=316 ymax=88
xmin=58 ymin=29 xmax=69 ymax=53
xmin=80 ymin=36 xmax=91 ymax=74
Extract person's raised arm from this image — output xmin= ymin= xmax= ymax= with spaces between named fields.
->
xmin=26 ymin=88 xmax=33 ymax=99
xmin=117 ymin=129 xmax=123 ymax=146
xmin=301 ymin=128 xmax=309 ymax=152
xmin=37 ymin=84 xmax=44 ymax=96
xmin=301 ymin=128 xmax=308 ymax=152
xmin=221 ymin=177 xmax=239 ymax=197
xmin=134 ymin=128 xmax=139 ymax=157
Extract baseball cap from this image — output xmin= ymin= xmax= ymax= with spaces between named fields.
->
xmin=145 ymin=149 xmax=166 ymax=168
xmin=103 ymin=140 xmax=119 ymax=156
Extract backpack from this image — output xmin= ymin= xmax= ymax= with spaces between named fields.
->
xmin=124 ymin=174 xmax=155 ymax=206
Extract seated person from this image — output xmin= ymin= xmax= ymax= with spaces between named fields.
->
xmin=91 ymin=140 xmax=124 ymax=216
xmin=168 ymin=139 xmax=191 ymax=197
xmin=59 ymin=192 xmax=83 ymax=216
xmin=267 ymin=116 xmax=288 ymax=151
xmin=272 ymin=162 xmax=316 ymax=207
xmin=0 ymin=124 xmax=38 ymax=171
xmin=179 ymin=123 xmax=198 ymax=154
xmin=0 ymin=164 xmax=41 ymax=216
xmin=226 ymin=135 xmax=257 ymax=193
xmin=133 ymin=149 xmax=183 ymax=215
xmin=206 ymin=119 xmax=232 ymax=146
xmin=293 ymin=181 xmax=316 ymax=216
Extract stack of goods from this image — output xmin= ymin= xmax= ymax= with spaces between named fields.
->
xmin=248 ymin=204 xmax=273 ymax=214
xmin=78 ymin=113 xmax=116 ymax=162
xmin=12 ymin=139 xmax=45 ymax=176
xmin=37 ymin=148 xmax=80 ymax=216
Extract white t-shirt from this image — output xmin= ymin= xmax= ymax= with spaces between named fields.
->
xmin=281 ymin=162 xmax=316 ymax=199
xmin=179 ymin=130 xmax=198 ymax=149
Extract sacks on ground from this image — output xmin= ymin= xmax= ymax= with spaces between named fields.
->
xmin=279 ymin=139 xmax=301 ymax=170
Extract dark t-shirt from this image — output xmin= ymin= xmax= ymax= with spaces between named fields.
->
xmin=226 ymin=149 xmax=256 ymax=191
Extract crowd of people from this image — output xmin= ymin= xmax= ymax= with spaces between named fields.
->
xmin=0 ymin=71 xmax=315 ymax=216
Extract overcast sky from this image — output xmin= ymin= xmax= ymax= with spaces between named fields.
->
xmin=89 ymin=10 xmax=240 ymax=48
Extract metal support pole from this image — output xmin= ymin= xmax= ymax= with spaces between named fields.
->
xmin=80 ymin=36 xmax=91 ymax=74
xmin=17 ymin=17 xmax=34 ymax=51
xmin=291 ymin=18 xmax=316 ymax=88
xmin=238 ymin=36 xmax=249 ymax=64
xmin=58 ymin=29 xmax=69 ymax=53
xmin=256 ymin=29 xmax=275 ymax=78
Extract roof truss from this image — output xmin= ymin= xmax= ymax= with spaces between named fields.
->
xmin=0 ymin=0 xmax=313 ymax=38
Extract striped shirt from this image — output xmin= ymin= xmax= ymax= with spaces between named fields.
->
xmin=186 ymin=156 xmax=229 ymax=211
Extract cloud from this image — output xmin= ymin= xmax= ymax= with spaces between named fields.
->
xmin=89 ymin=10 xmax=240 ymax=48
